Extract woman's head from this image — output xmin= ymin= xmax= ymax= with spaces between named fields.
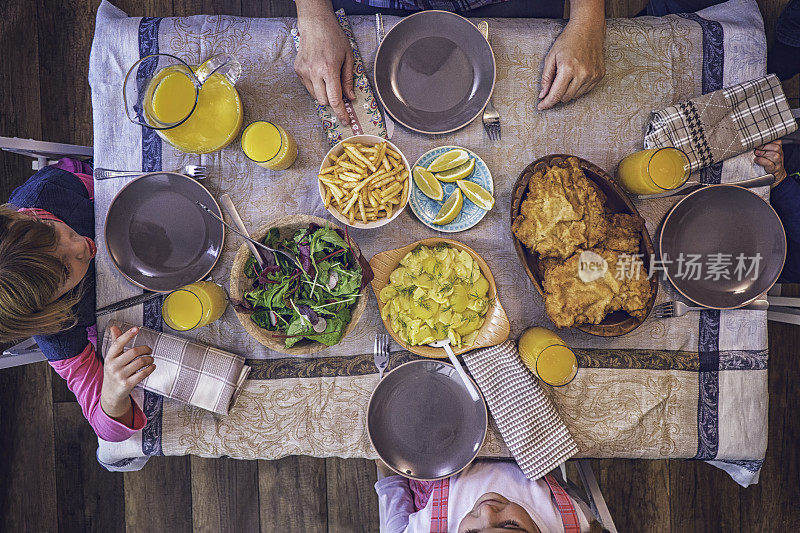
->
xmin=0 ymin=206 xmax=94 ymax=341
xmin=458 ymin=492 xmax=542 ymax=533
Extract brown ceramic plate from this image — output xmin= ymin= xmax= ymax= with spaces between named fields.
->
xmin=229 ymin=215 xmax=368 ymax=355
xmin=105 ymin=172 xmax=224 ymax=292
xmin=659 ymin=184 xmax=785 ymax=309
xmin=510 ymin=155 xmax=658 ymax=337
xmin=374 ymin=10 xmax=495 ymax=134
xmin=370 ymin=237 xmax=510 ymax=358
xmin=368 ymin=359 xmax=487 ymax=480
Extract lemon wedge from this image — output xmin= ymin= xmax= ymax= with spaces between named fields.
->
xmin=413 ymin=166 xmax=444 ymax=201
xmin=435 ymin=158 xmax=475 ymax=182
xmin=433 ymin=188 xmax=463 ymax=225
xmin=457 ymin=180 xmax=495 ymax=210
xmin=428 ymin=149 xmax=470 ymax=172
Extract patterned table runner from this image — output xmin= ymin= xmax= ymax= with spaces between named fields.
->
xmin=90 ymin=0 xmax=769 ymax=486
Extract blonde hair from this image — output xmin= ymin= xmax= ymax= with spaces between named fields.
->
xmin=0 ymin=206 xmax=81 ymax=342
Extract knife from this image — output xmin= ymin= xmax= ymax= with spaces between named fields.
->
xmin=374 ymin=13 xmax=395 ymax=139
xmin=95 ymin=291 xmax=161 ymax=317
xmin=636 ymin=173 xmax=774 ymax=200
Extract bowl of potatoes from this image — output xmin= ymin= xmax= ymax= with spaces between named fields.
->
xmin=317 ymin=134 xmax=411 ymax=229
xmin=369 ymin=238 xmax=510 ymax=358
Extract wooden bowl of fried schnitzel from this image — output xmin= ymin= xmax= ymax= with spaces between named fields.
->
xmin=510 ymin=155 xmax=658 ymax=337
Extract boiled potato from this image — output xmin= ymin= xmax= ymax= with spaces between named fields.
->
xmin=380 ymin=243 xmax=490 ymax=348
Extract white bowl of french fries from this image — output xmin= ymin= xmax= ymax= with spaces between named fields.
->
xmin=317 ymin=134 xmax=411 ymax=229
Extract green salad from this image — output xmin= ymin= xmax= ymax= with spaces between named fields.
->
xmin=237 ymin=223 xmax=371 ymax=348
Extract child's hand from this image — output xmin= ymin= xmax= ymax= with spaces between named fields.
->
xmin=100 ymin=326 xmax=155 ymax=422
xmin=755 ymin=140 xmax=787 ymax=185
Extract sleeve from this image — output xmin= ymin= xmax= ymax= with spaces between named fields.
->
xmin=49 ymin=342 xmax=146 ymax=442
xmin=375 ymin=476 xmax=416 ymax=533
xmin=771 ymin=175 xmax=800 ymax=244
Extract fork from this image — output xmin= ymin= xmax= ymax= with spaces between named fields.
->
xmin=478 ymin=21 xmax=501 ymax=141
xmin=653 ymin=299 xmax=770 ymax=318
xmin=373 ymin=333 xmax=390 ymax=379
xmin=94 ymin=165 xmax=206 ymax=180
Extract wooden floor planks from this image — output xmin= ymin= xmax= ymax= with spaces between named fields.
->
xmin=1 ymin=0 xmax=800 ymax=531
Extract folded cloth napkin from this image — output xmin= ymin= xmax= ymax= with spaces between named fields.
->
xmin=462 ymin=341 xmax=578 ymax=480
xmin=102 ymin=320 xmax=250 ymax=415
xmin=644 ymin=74 xmax=797 ymax=171
xmin=291 ymin=9 xmax=387 ymax=147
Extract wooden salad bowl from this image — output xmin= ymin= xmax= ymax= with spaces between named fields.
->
xmin=510 ymin=155 xmax=658 ymax=337
xmin=229 ymin=214 xmax=368 ymax=355
xmin=369 ymin=237 xmax=510 ymax=359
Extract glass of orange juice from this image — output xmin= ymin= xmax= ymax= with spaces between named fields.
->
xmin=241 ymin=121 xmax=298 ymax=170
xmin=616 ymin=147 xmax=690 ymax=195
xmin=162 ymin=281 xmax=228 ymax=331
xmin=518 ymin=327 xmax=578 ymax=387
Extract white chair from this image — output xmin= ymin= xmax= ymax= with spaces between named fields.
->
xmin=0 ymin=136 xmax=93 ymax=369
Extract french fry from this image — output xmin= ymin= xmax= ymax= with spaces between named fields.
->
xmin=386 ymin=147 xmax=401 ymax=160
xmin=324 ymin=187 xmax=332 ymax=208
xmin=319 ymin=165 xmax=337 ymax=174
xmin=401 ymin=180 xmax=409 ymax=204
xmin=381 ymin=182 xmax=402 ymax=199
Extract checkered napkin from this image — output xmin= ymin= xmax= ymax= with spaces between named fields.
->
xmin=462 ymin=341 xmax=578 ymax=480
xmin=644 ymin=74 xmax=797 ymax=171
xmin=291 ymin=9 xmax=387 ymax=147
xmin=102 ymin=321 xmax=250 ymax=415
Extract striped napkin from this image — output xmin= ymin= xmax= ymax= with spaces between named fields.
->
xmin=645 ymin=74 xmax=797 ymax=172
xmin=102 ymin=321 xmax=250 ymax=415
xmin=462 ymin=341 xmax=578 ymax=480
xmin=291 ymin=9 xmax=387 ymax=147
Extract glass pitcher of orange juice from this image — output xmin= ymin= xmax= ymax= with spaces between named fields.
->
xmin=162 ymin=281 xmax=228 ymax=331
xmin=518 ymin=327 xmax=578 ymax=386
xmin=616 ymin=147 xmax=691 ymax=195
xmin=124 ymin=53 xmax=244 ymax=154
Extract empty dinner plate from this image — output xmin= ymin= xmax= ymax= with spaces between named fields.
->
xmin=105 ymin=172 xmax=224 ymax=292
xmin=368 ymin=359 xmax=487 ymax=480
xmin=374 ymin=10 xmax=495 ymax=134
xmin=659 ymin=185 xmax=786 ymax=309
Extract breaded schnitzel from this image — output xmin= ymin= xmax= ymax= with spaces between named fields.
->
xmin=602 ymin=214 xmax=646 ymax=254
xmin=542 ymin=248 xmax=652 ymax=328
xmin=512 ymin=157 xmax=608 ymax=259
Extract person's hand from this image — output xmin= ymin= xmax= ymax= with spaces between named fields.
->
xmin=294 ymin=10 xmax=356 ymax=125
xmin=100 ymin=326 xmax=155 ymax=422
xmin=755 ymin=140 xmax=787 ymax=186
xmin=538 ymin=19 xmax=606 ymax=110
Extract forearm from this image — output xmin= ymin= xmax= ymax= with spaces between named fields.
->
xmin=295 ymin=0 xmax=336 ymax=25
xmin=567 ymin=0 xmax=605 ymax=26
xmin=49 ymin=343 xmax=146 ymax=442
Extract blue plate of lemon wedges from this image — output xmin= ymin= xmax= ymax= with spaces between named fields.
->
xmin=409 ymin=146 xmax=494 ymax=233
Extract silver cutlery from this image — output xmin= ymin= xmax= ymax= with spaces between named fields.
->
xmin=2 ymin=338 xmax=40 ymax=358
xmin=94 ymin=165 xmax=207 ymax=180
xmin=219 ymin=194 xmax=267 ymax=270
xmin=96 ymin=291 xmax=161 ymax=317
xmin=653 ymin=298 xmax=770 ymax=318
xmin=636 ymin=173 xmax=774 ymax=200
xmin=478 ymin=21 xmax=501 ymax=141
xmin=195 ymin=200 xmax=303 ymax=270
xmin=428 ymin=338 xmax=480 ymax=402
xmin=373 ymin=333 xmax=390 ymax=379
xmin=374 ymin=14 xmax=396 ymax=139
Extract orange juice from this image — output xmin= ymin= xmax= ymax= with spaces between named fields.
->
xmin=518 ymin=327 xmax=578 ymax=386
xmin=144 ymin=67 xmax=243 ymax=154
xmin=162 ymin=281 xmax=228 ymax=331
xmin=616 ymin=147 xmax=690 ymax=195
xmin=241 ymin=121 xmax=298 ymax=170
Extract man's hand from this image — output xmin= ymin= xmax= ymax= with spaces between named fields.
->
xmin=100 ymin=326 xmax=155 ymax=426
xmin=755 ymin=140 xmax=788 ymax=186
xmin=538 ymin=17 xmax=606 ymax=110
xmin=294 ymin=4 xmax=355 ymax=125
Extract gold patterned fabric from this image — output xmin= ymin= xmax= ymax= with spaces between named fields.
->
xmin=91 ymin=0 xmax=770 ymax=484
